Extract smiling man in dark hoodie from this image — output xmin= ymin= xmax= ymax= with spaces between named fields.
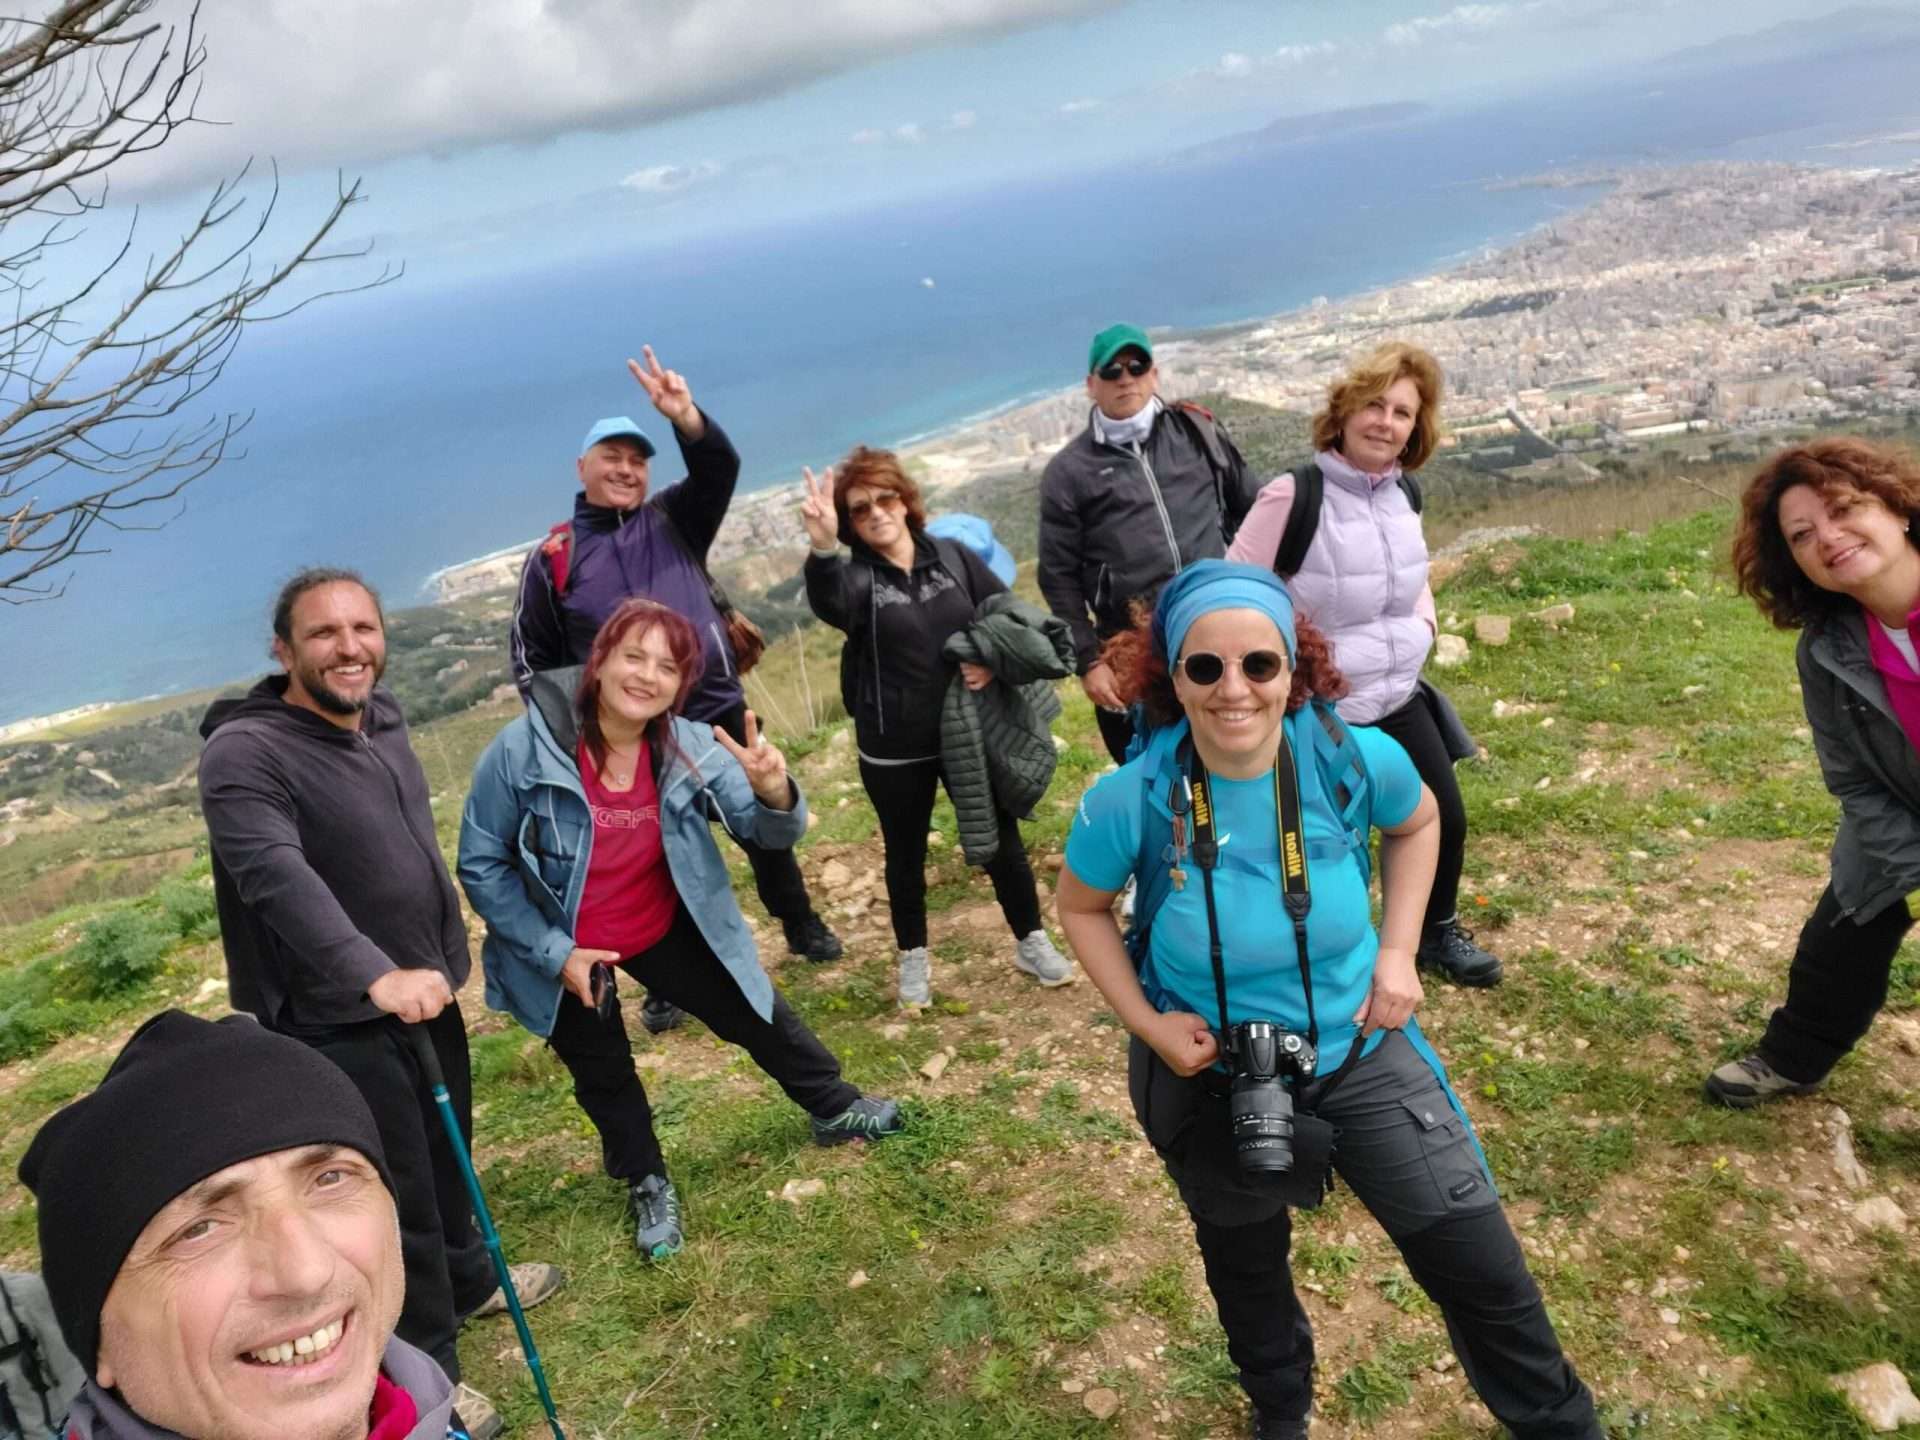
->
xmin=20 ymin=1010 xmax=468 ymax=1440
xmin=509 ymin=351 xmax=844 ymax=1035
xmin=196 ymin=568 xmax=559 ymax=1425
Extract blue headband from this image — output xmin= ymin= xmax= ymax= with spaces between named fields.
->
xmin=1153 ymin=559 xmax=1298 ymax=664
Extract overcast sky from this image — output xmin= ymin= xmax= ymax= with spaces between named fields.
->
xmin=80 ymin=0 xmax=1881 ymax=284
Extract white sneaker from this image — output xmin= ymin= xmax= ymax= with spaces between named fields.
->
xmin=897 ymin=946 xmax=931 ymax=1008
xmin=1118 ymin=875 xmax=1137 ymax=924
xmin=1013 ymin=930 xmax=1075 ymax=987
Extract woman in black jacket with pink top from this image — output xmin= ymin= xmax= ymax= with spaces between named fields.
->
xmin=801 ymin=446 xmax=1073 ymax=1008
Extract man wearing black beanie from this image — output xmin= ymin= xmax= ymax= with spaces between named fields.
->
xmin=19 ymin=1011 xmax=477 ymax=1440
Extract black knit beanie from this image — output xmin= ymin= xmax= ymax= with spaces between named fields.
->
xmin=17 ymin=1010 xmax=393 ymax=1374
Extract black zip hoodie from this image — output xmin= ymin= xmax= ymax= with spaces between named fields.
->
xmin=803 ymin=530 xmax=1004 ymax=760
xmin=197 ymin=677 xmax=469 ymax=1032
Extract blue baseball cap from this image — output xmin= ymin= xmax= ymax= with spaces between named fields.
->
xmin=580 ymin=416 xmax=657 ymax=459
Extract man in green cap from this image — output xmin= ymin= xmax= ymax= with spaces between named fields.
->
xmin=1037 ymin=323 xmax=1259 ymax=760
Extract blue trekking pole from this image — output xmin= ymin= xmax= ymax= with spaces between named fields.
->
xmin=408 ymin=1025 xmax=567 ymax=1440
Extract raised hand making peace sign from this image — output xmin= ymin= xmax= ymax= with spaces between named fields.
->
xmin=799 ymin=465 xmax=838 ymax=551
xmin=713 ymin=709 xmax=795 ymax=810
xmin=627 ymin=345 xmax=705 ymax=438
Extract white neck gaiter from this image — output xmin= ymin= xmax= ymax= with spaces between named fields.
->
xmin=1093 ymin=395 xmax=1161 ymax=449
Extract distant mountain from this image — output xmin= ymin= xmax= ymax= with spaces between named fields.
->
xmin=1652 ymin=4 xmax=1920 ymax=72
xmin=1172 ymin=102 xmax=1430 ymax=167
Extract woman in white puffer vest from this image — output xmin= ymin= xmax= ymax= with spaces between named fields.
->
xmin=1229 ymin=341 xmax=1502 ymax=987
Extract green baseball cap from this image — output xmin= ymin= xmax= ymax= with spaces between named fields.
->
xmin=1088 ymin=323 xmax=1153 ymax=374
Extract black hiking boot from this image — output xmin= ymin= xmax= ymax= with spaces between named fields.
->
xmin=1416 ymin=919 xmax=1503 ymax=987
xmin=785 ymin=912 xmax=844 ymax=963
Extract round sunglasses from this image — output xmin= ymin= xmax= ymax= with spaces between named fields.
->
xmin=1096 ymin=356 xmax=1152 ymax=381
xmin=1176 ymin=649 xmax=1287 ymax=686
xmin=847 ymin=493 xmax=906 ymax=522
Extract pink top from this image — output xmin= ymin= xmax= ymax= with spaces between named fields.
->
xmin=575 ymin=737 xmax=679 ymax=958
xmin=1866 ymin=606 xmax=1920 ymax=756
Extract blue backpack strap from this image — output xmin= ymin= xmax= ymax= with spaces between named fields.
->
xmin=1121 ymin=727 xmax=1185 ymax=971
xmin=1304 ymin=698 xmax=1374 ymax=883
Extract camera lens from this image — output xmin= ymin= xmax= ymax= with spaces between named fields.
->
xmin=1231 ymin=1075 xmax=1295 ymax=1174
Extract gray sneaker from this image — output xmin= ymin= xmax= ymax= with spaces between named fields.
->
xmin=1013 ymin=930 xmax=1074 ymax=987
xmin=897 ymin=946 xmax=931 ymax=1008
xmin=453 ymin=1383 xmax=504 ymax=1440
xmin=629 ymin=1174 xmax=684 ymax=1260
xmin=1704 ymin=1053 xmax=1819 ymax=1109
xmin=467 ymin=1261 xmax=565 ymax=1318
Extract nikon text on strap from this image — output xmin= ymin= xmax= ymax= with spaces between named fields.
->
xmin=1186 ymin=735 xmax=1363 ymax=1096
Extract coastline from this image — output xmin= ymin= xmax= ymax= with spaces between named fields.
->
xmin=424 ymin=169 xmax=1619 ymax=606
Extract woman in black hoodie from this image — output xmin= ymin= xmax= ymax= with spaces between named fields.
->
xmin=801 ymin=447 xmax=1072 ymax=1007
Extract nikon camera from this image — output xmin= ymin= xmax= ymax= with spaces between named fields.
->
xmin=1227 ymin=1020 xmax=1318 ymax=1175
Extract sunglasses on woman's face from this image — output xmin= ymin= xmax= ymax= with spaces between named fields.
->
xmin=1096 ymin=356 xmax=1152 ymax=382
xmin=848 ymin=493 xmax=906 ymax=522
xmin=1177 ymin=649 xmax=1287 ymax=686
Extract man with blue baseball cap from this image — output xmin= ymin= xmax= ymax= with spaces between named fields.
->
xmin=509 ymin=349 xmax=844 ymax=1037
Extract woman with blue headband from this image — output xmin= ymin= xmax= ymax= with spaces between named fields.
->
xmin=1056 ymin=561 xmax=1598 ymax=1440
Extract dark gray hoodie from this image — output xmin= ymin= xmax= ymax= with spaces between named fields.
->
xmin=59 ymin=1336 xmax=457 ymax=1439
xmin=197 ymin=677 xmax=469 ymax=1033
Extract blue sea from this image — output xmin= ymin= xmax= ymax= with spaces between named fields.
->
xmin=3 ymin=33 xmax=1918 ymax=725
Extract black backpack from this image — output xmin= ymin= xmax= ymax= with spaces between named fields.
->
xmin=1271 ymin=460 xmax=1424 ymax=578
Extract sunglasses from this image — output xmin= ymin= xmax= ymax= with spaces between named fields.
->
xmin=848 ymin=493 xmax=905 ymax=522
xmin=590 ymin=961 xmax=618 ymax=1022
xmin=1096 ymin=356 xmax=1152 ymax=382
xmin=1177 ymin=649 xmax=1287 ymax=686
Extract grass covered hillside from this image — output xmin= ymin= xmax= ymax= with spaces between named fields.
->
xmin=1 ymin=504 xmax=1917 ymax=1438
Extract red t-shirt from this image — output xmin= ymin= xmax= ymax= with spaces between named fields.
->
xmin=574 ymin=737 xmax=679 ymax=958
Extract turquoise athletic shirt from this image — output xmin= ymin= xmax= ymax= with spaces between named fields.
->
xmin=1065 ymin=714 xmax=1421 ymax=1065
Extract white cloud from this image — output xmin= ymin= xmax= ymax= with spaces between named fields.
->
xmin=120 ymin=0 xmax=1122 ymax=192
xmin=1385 ymin=3 xmax=1517 ymax=47
xmin=619 ymin=161 xmax=721 ymax=192
xmin=1059 ymin=97 xmax=1103 ymax=113
xmin=947 ymin=108 xmax=979 ymax=130
xmin=894 ymin=122 xmax=926 ymax=143
xmin=1217 ymin=51 xmax=1253 ymax=77
xmin=1273 ymin=41 xmax=1338 ymax=66
xmin=850 ymin=128 xmax=887 ymax=144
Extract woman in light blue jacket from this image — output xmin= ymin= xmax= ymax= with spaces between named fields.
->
xmin=459 ymin=598 xmax=901 ymax=1261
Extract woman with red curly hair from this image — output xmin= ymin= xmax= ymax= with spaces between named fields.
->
xmin=1229 ymin=342 xmax=1500 ymax=990
xmin=458 ymin=599 xmax=902 ymax=1263
xmin=1055 ymin=561 xmax=1599 ymax=1440
xmin=1708 ymin=437 xmax=1920 ymax=1108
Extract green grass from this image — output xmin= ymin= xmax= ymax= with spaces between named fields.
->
xmin=8 ymin=503 xmax=1920 ymax=1437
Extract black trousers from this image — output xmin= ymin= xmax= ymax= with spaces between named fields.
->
xmin=1093 ymin=703 xmax=1135 ymax=766
xmin=1132 ymin=1031 xmax=1599 ymax=1436
xmin=1760 ymin=881 xmax=1913 ymax=1083
xmin=710 ymin=701 xmax=814 ymax=928
xmin=298 ymin=1004 xmax=495 ymax=1382
xmin=1374 ymin=687 xmax=1470 ymax=929
xmin=545 ymin=904 xmax=859 ymax=1182
xmin=858 ymin=755 xmax=1043 ymax=951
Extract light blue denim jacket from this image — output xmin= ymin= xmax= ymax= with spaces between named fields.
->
xmin=457 ymin=668 xmax=806 ymax=1037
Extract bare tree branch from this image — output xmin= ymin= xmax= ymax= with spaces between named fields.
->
xmin=0 ymin=0 xmax=396 ymax=599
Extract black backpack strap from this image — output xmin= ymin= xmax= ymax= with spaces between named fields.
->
xmin=1273 ymin=461 xmax=1323 ymax=578
xmin=1171 ymin=401 xmax=1236 ymax=535
xmin=1398 ymin=472 xmax=1424 ymax=515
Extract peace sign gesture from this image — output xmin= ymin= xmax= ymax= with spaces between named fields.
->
xmin=627 ymin=345 xmax=704 ymax=436
xmin=714 ymin=709 xmax=794 ymax=810
xmin=799 ymin=465 xmax=838 ymax=551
